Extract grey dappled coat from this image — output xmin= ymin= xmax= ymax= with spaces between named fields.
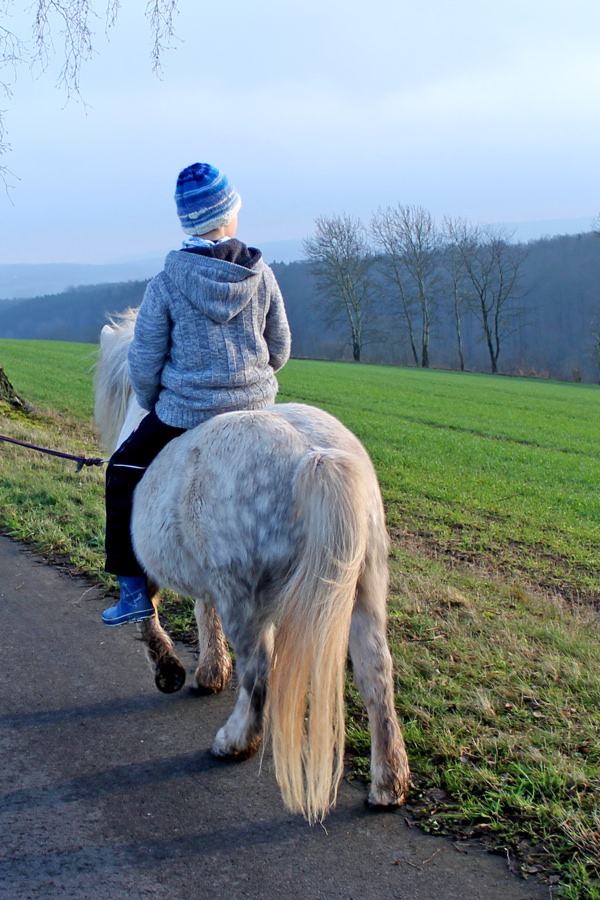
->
xmin=127 ymin=247 xmax=291 ymax=429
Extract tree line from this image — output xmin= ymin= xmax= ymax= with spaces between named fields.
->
xmin=1 ymin=228 xmax=599 ymax=384
xmin=303 ymin=207 xmax=534 ymax=374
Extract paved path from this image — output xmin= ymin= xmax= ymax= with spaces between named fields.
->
xmin=0 ymin=535 xmax=548 ymax=900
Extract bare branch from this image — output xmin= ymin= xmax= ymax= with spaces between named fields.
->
xmin=30 ymin=0 xmax=96 ymax=99
xmin=105 ymin=0 xmax=120 ymax=31
xmin=146 ymin=0 xmax=178 ymax=74
xmin=0 ymin=0 xmax=181 ymax=180
xmin=0 ymin=7 xmax=25 ymax=182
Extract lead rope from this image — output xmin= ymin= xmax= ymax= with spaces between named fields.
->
xmin=0 ymin=433 xmax=107 ymax=472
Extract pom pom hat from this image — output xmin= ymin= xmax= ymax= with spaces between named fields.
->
xmin=175 ymin=163 xmax=242 ymax=235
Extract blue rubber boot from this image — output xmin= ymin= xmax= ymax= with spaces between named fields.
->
xmin=102 ymin=575 xmax=154 ymax=626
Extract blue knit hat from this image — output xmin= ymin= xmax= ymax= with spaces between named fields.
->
xmin=175 ymin=163 xmax=242 ymax=235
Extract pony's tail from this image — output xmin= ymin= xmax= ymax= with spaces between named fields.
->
xmin=268 ymin=447 xmax=369 ymax=824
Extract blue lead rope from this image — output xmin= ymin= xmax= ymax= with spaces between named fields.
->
xmin=0 ymin=433 xmax=107 ymax=472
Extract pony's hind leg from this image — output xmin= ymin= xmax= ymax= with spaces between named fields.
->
xmin=137 ymin=581 xmax=186 ymax=694
xmin=349 ymin=549 xmax=410 ymax=807
xmin=193 ymin=595 xmax=233 ymax=694
xmin=210 ymin=625 xmax=274 ymax=760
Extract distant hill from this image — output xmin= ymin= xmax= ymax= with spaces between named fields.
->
xmin=0 ymin=281 xmax=149 ymax=342
xmin=0 ymin=240 xmax=305 ymax=300
xmin=506 ymin=216 xmax=594 ymax=243
xmin=0 ymin=260 xmax=162 ymax=302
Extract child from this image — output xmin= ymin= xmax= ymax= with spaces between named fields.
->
xmin=102 ymin=162 xmax=291 ymax=625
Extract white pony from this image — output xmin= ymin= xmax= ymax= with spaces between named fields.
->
xmin=95 ymin=310 xmax=410 ymax=824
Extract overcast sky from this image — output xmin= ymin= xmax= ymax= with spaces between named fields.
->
xmin=1 ymin=0 xmax=599 ymax=265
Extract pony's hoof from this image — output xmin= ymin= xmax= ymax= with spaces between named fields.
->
xmin=366 ymin=784 xmax=406 ymax=809
xmin=210 ymin=734 xmax=262 ymax=761
xmin=154 ymin=657 xmax=186 ymax=693
xmin=193 ymin=662 xmax=232 ymax=694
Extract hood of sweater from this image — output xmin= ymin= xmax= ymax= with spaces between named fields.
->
xmin=163 ymin=247 xmax=265 ymax=325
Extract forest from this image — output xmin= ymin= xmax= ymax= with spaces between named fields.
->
xmin=0 ymin=230 xmax=599 ymax=383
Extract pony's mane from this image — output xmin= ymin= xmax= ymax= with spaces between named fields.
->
xmin=94 ymin=308 xmax=139 ymax=453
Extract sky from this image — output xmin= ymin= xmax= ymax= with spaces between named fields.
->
xmin=1 ymin=0 xmax=599 ymax=265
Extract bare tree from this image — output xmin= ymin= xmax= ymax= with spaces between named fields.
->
xmin=371 ymin=204 xmax=440 ymax=368
xmin=303 ymin=214 xmax=373 ymax=362
xmin=443 ymin=218 xmax=527 ymax=374
xmin=0 ymin=0 xmax=178 ymax=179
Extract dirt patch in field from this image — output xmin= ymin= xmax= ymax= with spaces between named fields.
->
xmin=388 ymin=524 xmax=600 ymax=614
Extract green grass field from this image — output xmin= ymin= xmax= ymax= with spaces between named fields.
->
xmin=1 ymin=340 xmax=599 ymax=899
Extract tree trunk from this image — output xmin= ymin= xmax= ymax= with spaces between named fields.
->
xmin=454 ymin=303 xmax=465 ymax=371
xmin=0 ymin=364 xmax=27 ymax=409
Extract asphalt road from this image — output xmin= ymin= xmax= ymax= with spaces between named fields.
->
xmin=0 ymin=534 xmax=548 ymax=900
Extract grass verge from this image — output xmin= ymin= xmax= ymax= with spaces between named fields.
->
xmin=1 ymin=345 xmax=599 ymax=898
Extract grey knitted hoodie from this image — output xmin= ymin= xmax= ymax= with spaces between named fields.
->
xmin=127 ymin=243 xmax=291 ymax=429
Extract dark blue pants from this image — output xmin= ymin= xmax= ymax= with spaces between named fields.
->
xmin=105 ymin=409 xmax=186 ymax=576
